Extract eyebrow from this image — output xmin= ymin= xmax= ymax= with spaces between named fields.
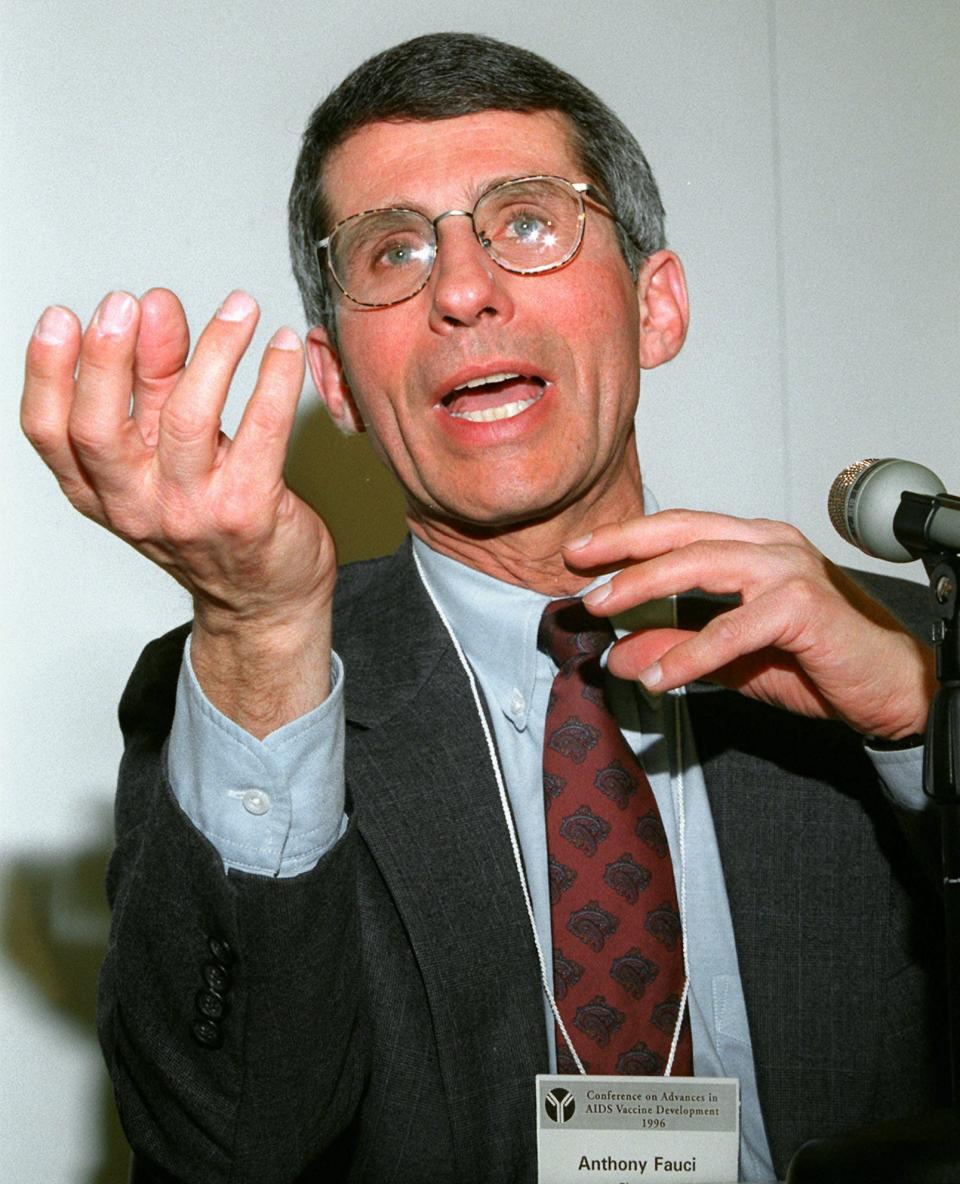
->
xmin=356 ymin=174 xmax=538 ymax=217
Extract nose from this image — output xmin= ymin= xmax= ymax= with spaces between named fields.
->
xmin=427 ymin=214 xmax=514 ymax=331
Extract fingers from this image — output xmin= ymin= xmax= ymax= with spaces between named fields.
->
xmin=24 ymin=287 xmax=297 ymax=529
xmin=230 ymin=327 xmax=305 ymax=490
xmin=609 ymin=593 xmax=795 ymax=690
xmin=565 ymin=507 xmax=832 ymax=702
xmin=65 ymin=293 xmax=147 ymax=498
xmin=155 ymin=289 xmax=261 ymax=481
xmin=581 ymin=538 xmax=822 ymax=617
xmin=22 ymin=307 xmax=82 ymax=471
xmin=22 ymin=302 xmax=103 ymax=514
xmin=605 ymin=626 xmax=694 ymax=682
xmin=564 ymin=509 xmax=809 ymax=568
xmin=133 ymin=288 xmax=190 ymax=445
xmin=607 ymin=618 xmax=833 ymax=719
xmin=565 ymin=509 xmax=929 ymax=736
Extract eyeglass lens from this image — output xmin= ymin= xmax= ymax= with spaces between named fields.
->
xmin=328 ymin=177 xmax=584 ymax=306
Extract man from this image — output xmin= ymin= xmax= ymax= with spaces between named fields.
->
xmin=21 ymin=32 xmax=944 ymax=1184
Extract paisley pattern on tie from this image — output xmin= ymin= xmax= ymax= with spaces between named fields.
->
xmin=540 ymin=598 xmax=692 ymax=1076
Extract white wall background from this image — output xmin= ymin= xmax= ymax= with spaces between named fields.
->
xmin=2 ymin=2 xmax=958 ymax=1179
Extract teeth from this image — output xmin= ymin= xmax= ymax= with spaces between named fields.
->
xmin=450 ymin=393 xmax=543 ymax=423
xmin=452 ymin=371 xmax=522 ymax=391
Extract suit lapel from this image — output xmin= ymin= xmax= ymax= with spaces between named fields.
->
xmin=687 ymin=688 xmax=897 ymax=1177
xmin=334 ymin=542 xmax=546 ymax=1178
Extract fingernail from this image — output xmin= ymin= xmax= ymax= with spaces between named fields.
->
xmin=216 ymin=290 xmax=257 ymax=322
xmin=636 ymin=662 xmax=662 ymax=690
xmin=564 ymin=532 xmax=593 ymax=550
xmin=268 ymin=326 xmax=301 ymax=352
xmin=34 ymin=306 xmax=72 ymax=345
xmin=95 ymin=291 xmax=136 ymax=336
xmin=582 ymin=582 xmax=611 ymax=607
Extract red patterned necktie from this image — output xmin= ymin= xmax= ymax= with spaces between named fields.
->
xmin=540 ymin=597 xmax=693 ymax=1076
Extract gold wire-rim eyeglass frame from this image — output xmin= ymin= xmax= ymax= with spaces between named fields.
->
xmin=315 ymin=174 xmax=636 ymax=309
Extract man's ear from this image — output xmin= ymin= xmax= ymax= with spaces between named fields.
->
xmin=306 ymin=326 xmax=365 ymax=434
xmin=636 ymin=250 xmax=690 ymax=370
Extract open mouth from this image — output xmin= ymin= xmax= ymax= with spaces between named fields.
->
xmin=441 ymin=372 xmax=548 ymax=423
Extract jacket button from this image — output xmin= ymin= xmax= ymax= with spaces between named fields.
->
xmin=208 ymin=935 xmax=234 ymax=965
xmin=192 ymin=1018 xmax=223 ymax=1049
xmin=202 ymin=962 xmax=231 ymax=993
xmin=196 ymin=989 xmax=227 ymax=1021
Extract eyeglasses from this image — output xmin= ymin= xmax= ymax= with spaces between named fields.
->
xmin=317 ymin=174 xmax=629 ymax=308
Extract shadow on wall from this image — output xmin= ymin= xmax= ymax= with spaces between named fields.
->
xmin=2 ymin=400 xmax=406 ymax=1182
xmin=285 ymin=396 xmax=408 ymax=564
xmin=4 ymin=814 xmax=129 ymax=1184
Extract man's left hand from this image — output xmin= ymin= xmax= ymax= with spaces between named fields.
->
xmin=563 ymin=510 xmax=935 ymax=741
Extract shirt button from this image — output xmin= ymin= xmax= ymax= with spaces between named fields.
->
xmin=510 ymin=689 xmax=526 ymax=716
xmin=240 ymin=788 xmax=271 ymax=816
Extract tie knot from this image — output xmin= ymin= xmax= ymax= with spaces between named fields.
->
xmin=538 ymin=597 xmax=614 ymax=667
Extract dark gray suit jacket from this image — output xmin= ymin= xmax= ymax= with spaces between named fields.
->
xmin=100 ymin=541 xmax=946 ymax=1183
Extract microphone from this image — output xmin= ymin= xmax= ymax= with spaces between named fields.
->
xmin=828 ymin=457 xmax=960 ymax=562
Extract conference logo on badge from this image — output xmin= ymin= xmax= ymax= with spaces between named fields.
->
xmin=544 ymin=1087 xmax=576 ymax=1124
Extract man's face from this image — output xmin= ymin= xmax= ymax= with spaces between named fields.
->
xmin=311 ymin=110 xmax=653 ymax=532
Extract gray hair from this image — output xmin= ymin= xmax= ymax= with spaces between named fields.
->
xmin=288 ymin=32 xmax=665 ymax=335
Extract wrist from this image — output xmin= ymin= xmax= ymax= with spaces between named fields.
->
xmin=191 ymin=574 xmax=335 ymax=637
xmin=192 ymin=603 xmax=332 ymax=652
xmin=190 ymin=595 xmax=334 ymax=739
xmin=860 ymin=642 xmax=936 ymax=744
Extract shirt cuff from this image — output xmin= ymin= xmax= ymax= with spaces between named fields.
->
xmin=864 ymin=740 xmax=928 ymax=811
xmin=167 ymin=633 xmax=348 ymax=877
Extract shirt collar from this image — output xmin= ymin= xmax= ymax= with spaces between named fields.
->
xmin=410 ymin=487 xmax=673 ymax=729
xmin=412 ymin=535 xmax=549 ymax=731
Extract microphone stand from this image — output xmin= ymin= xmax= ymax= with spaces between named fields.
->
xmin=787 ymin=527 xmax=960 ymax=1182
xmin=922 ymin=548 xmax=960 ymax=1102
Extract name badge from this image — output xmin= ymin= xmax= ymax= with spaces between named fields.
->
xmin=536 ymin=1075 xmax=739 ymax=1183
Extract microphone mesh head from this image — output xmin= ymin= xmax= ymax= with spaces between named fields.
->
xmin=827 ymin=458 xmax=878 ymax=543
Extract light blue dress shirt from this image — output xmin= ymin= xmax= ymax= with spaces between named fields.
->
xmin=167 ymin=522 xmax=926 ymax=1183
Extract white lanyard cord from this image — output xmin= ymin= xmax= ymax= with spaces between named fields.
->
xmin=412 ymin=549 xmax=585 ymax=1070
xmin=663 ymin=685 xmax=690 ymax=1077
xmin=413 ymin=549 xmax=688 ymax=1076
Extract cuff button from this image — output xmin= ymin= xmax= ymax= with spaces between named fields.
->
xmin=207 ymin=935 xmax=234 ymax=965
xmin=202 ymin=962 xmax=231 ymax=993
xmin=192 ymin=1018 xmax=223 ymax=1049
xmin=196 ymin=989 xmax=227 ymax=1021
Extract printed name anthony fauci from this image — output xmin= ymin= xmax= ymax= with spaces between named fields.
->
xmin=577 ymin=1155 xmax=697 ymax=1174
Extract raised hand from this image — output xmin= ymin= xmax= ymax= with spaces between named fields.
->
xmin=563 ymin=510 xmax=935 ymax=741
xmin=21 ymin=288 xmax=336 ymax=735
